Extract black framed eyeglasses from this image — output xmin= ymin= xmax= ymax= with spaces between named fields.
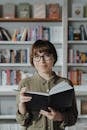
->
xmin=33 ymin=54 xmax=52 ymax=62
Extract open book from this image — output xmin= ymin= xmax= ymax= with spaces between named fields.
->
xmin=24 ymin=81 xmax=74 ymax=111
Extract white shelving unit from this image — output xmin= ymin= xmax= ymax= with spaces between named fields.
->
xmin=67 ymin=0 xmax=87 ymax=130
xmin=0 ymin=0 xmax=67 ymax=129
xmin=1 ymin=0 xmax=87 ymax=129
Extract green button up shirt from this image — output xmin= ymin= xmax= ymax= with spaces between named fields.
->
xmin=16 ymin=72 xmax=78 ymax=130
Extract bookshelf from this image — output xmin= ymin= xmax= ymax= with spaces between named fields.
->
xmin=1 ymin=0 xmax=87 ymax=129
xmin=67 ymin=0 xmax=87 ymax=130
xmin=0 ymin=0 xmax=66 ymax=130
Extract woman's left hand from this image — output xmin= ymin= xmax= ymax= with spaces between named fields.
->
xmin=40 ymin=107 xmax=64 ymax=121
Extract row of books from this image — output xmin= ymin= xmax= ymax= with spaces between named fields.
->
xmin=68 ymin=69 xmax=87 ymax=85
xmin=0 ymin=26 xmax=63 ymax=43
xmin=68 ymin=25 xmax=87 ymax=41
xmin=0 ymin=48 xmax=63 ymax=65
xmin=0 ymin=70 xmax=33 ymax=85
xmin=0 ymin=2 xmax=61 ymax=19
xmin=68 ymin=49 xmax=87 ymax=63
xmin=0 ymin=49 xmax=28 ymax=63
xmin=12 ymin=26 xmax=63 ymax=43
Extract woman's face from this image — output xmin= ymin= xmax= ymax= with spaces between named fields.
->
xmin=33 ymin=52 xmax=54 ymax=74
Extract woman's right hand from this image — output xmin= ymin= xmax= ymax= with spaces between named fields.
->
xmin=19 ymin=87 xmax=32 ymax=104
xmin=18 ymin=87 xmax=32 ymax=114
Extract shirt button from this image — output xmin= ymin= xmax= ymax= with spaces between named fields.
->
xmin=47 ymin=89 xmax=49 ymax=92
xmin=48 ymin=126 xmax=50 ymax=129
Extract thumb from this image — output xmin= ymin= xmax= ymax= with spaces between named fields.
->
xmin=48 ymin=107 xmax=53 ymax=112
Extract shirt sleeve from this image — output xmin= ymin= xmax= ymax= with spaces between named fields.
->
xmin=16 ymin=110 xmax=30 ymax=126
xmin=16 ymin=78 xmax=33 ymax=126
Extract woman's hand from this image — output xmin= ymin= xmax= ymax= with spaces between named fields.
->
xmin=40 ymin=107 xmax=64 ymax=122
xmin=19 ymin=87 xmax=32 ymax=104
xmin=18 ymin=87 xmax=32 ymax=115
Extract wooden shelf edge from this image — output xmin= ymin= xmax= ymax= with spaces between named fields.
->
xmin=0 ymin=18 xmax=62 ymax=22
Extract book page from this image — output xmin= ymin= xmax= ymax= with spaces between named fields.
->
xmin=26 ymin=91 xmax=48 ymax=96
xmin=49 ymin=81 xmax=73 ymax=95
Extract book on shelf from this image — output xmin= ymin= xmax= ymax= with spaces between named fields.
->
xmin=42 ymin=27 xmax=50 ymax=40
xmin=50 ymin=26 xmax=63 ymax=43
xmin=81 ymin=100 xmax=87 ymax=114
xmin=55 ymin=48 xmax=63 ymax=65
xmin=20 ymin=28 xmax=28 ymax=41
xmin=68 ymin=69 xmax=81 ymax=85
xmin=84 ymin=5 xmax=87 ymax=17
xmin=3 ymin=3 xmax=15 ymax=18
xmin=72 ymin=3 xmax=83 ymax=18
xmin=0 ymin=27 xmax=11 ymax=41
xmin=32 ymin=3 xmax=46 ymax=18
xmin=24 ymin=81 xmax=74 ymax=111
xmin=0 ymin=5 xmax=3 ymax=17
xmin=81 ymin=72 xmax=87 ymax=85
xmin=17 ymin=3 xmax=31 ymax=18
xmin=12 ymin=29 xmax=18 ymax=41
xmin=47 ymin=3 xmax=60 ymax=19
xmin=80 ymin=52 xmax=87 ymax=63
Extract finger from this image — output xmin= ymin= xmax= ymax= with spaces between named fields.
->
xmin=48 ymin=107 xmax=54 ymax=112
xmin=20 ymin=87 xmax=27 ymax=93
xmin=40 ymin=110 xmax=49 ymax=116
xmin=20 ymin=96 xmax=32 ymax=103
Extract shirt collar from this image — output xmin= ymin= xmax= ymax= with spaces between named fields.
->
xmin=34 ymin=71 xmax=58 ymax=84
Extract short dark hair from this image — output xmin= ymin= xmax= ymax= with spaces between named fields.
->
xmin=30 ymin=40 xmax=57 ymax=66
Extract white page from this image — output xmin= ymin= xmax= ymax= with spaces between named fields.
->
xmin=27 ymin=91 xmax=48 ymax=96
xmin=49 ymin=81 xmax=73 ymax=95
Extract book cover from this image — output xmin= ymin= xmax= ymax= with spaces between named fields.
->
xmin=55 ymin=48 xmax=63 ymax=66
xmin=72 ymin=3 xmax=83 ymax=18
xmin=84 ymin=5 xmax=87 ymax=17
xmin=17 ymin=3 xmax=31 ymax=18
xmin=69 ymin=69 xmax=80 ymax=85
xmin=81 ymin=72 xmax=87 ymax=85
xmin=42 ymin=27 xmax=50 ymax=40
xmin=20 ymin=28 xmax=28 ymax=41
xmin=50 ymin=26 xmax=63 ymax=43
xmin=81 ymin=100 xmax=87 ymax=114
xmin=33 ymin=3 xmax=46 ymax=18
xmin=0 ymin=27 xmax=11 ymax=41
xmin=47 ymin=3 xmax=60 ymax=19
xmin=0 ymin=5 xmax=3 ymax=17
xmin=24 ymin=81 xmax=74 ymax=111
xmin=3 ymin=3 xmax=15 ymax=18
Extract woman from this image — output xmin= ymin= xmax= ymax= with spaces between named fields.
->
xmin=16 ymin=40 xmax=78 ymax=130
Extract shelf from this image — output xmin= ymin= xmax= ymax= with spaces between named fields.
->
xmin=0 ymin=63 xmax=63 ymax=67
xmin=68 ymin=17 xmax=87 ymax=21
xmin=78 ymin=115 xmax=87 ymax=119
xmin=68 ymin=40 xmax=87 ymax=44
xmin=0 ymin=18 xmax=62 ymax=22
xmin=0 ymin=115 xmax=16 ymax=120
xmin=68 ymin=63 xmax=87 ymax=67
xmin=0 ymin=41 xmax=63 ymax=45
xmin=0 ymin=86 xmax=18 ymax=96
xmin=75 ymin=85 xmax=87 ymax=96
xmin=0 ymin=63 xmax=31 ymax=67
xmin=0 ymin=41 xmax=34 ymax=45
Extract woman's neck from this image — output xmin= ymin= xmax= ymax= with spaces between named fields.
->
xmin=38 ymin=71 xmax=54 ymax=81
